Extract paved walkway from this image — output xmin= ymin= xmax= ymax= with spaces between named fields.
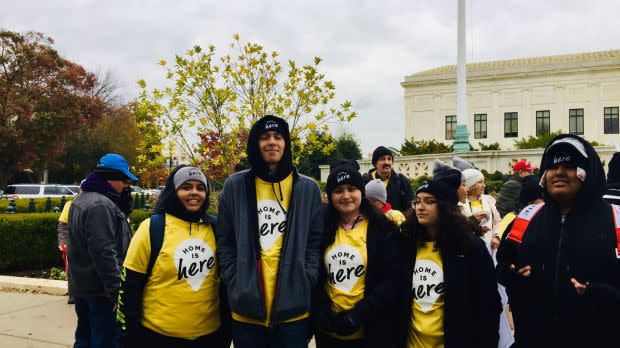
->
xmin=0 ymin=291 xmax=75 ymax=347
xmin=0 ymin=290 xmax=318 ymax=347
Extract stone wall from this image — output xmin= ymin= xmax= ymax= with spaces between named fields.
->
xmin=319 ymin=147 xmax=617 ymax=182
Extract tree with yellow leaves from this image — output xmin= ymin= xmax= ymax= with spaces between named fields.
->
xmin=137 ymin=34 xmax=356 ymax=180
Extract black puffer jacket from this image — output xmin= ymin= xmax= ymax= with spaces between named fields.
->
xmin=362 ymin=169 xmax=413 ymax=212
xmin=497 ymin=134 xmax=620 ymax=348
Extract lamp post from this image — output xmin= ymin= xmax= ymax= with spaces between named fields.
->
xmin=453 ymin=0 xmax=470 ymax=153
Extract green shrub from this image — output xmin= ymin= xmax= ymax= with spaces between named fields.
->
xmin=485 ymin=180 xmax=503 ymax=196
xmin=409 ymin=175 xmax=432 ymax=192
xmin=481 ymin=169 xmax=505 ymax=182
xmin=128 ymin=210 xmax=152 ymax=232
xmin=50 ymin=266 xmax=67 ymax=280
xmin=478 ymin=142 xmax=501 ymax=151
xmin=0 ymin=213 xmax=63 ymax=272
xmin=0 ymin=197 xmax=72 ymax=213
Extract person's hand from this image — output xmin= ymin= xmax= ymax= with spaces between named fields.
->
xmin=509 ymin=264 xmax=531 ymax=278
xmin=474 ymin=211 xmax=488 ymax=222
xmin=570 ymin=278 xmax=588 ymax=296
xmin=491 ymin=236 xmax=501 ymax=250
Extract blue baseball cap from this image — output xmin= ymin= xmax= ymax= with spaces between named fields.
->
xmin=96 ymin=154 xmax=138 ymax=181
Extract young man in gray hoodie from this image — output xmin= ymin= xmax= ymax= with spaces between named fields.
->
xmin=216 ymin=115 xmax=323 ymax=347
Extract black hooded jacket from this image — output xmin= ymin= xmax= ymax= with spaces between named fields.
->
xmin=497 ymin=134 xmax=620 ymax=348
xmin=216 ymin=115 xmax=324 ymax=323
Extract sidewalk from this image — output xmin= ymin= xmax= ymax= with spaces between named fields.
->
xmin=0 ymin=276 xmax=317 ymax=347
xmin=0 ymin=291 xmax=75 ymax=347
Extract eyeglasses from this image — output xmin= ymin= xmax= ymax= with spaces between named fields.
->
xmin=414 ymin=199 xmax=437 ymax=207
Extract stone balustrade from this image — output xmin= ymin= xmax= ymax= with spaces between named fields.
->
xmin=319 ymin=146 xmax=617 ymax=182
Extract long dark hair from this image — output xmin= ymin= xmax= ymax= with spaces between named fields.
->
xmin=401 ymin=199 xmax=475 ymax=256
xmin=323 ymin=193 xmax=395 ymax=249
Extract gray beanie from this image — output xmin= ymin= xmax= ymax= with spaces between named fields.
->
xmin=462 ymin=168 xmax=484 ymax=190
xmin=452 ymin=156 xmax=474 ymax=172
xmin=365 ymin=179 xmax=387 ymax=203
xmin=173 ymin=166 xmax=208 ymax=190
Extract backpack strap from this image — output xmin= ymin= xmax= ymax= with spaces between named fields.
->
xmin=506 ymin=203 xmax=545 ymax=244
xmin=146 ymin=213 xmax=165 ymax=277
xmin=611 ymin=204 xmax=620 ymax=259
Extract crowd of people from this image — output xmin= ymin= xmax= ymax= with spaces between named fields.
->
xmin=61 ymin=115 xmax=620 ymax=348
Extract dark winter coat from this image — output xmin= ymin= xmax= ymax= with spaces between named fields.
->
xmin=394 ymin=232 xmax=500 ymax=348
xmin=495 ymin=175 xmax=522 ymax=217
xmin=362 ymin=169 xmax=413 ymax=212
xmin=67 ymin=173 xmax=133 ymax=298
xmin=497 ymin=134 xmax=620 ymax=348
xmin=313 ymin=216 xmax=400 ymax=348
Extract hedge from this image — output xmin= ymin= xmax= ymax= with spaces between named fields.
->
xmin=0 ymin=213 xmax=63 ymax=272
xmin=0 ymin=197 xmax=72 ymax=213
xmin=0 ymin=210 xmax=153 ymax=272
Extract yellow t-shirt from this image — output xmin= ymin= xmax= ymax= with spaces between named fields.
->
xmin=371 ymin=171 xmax=389 ymax=187
xmin=323 ymin=219 xmax=368 ymax=340
xmin=123 ymin=214 xmax=221 ymax=339
xmin=407 ymin=242 xmax=445 ymax=348
xmin=498 ymin=212 xmax=517 ymax=239
xmin=470 ymin=200 xmax=483 ymax=211
xmin=233 ymin=173 xmax=308 ymax=326
xmin=385 ymin=209 xmax=406 ymax=227
xmin=58 ymin=200 xmax=72 ymax=223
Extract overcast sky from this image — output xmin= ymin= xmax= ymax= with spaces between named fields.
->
xmin=3 ymin=0 xmax=619 ymax=156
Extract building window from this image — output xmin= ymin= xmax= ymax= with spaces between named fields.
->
xmin=604 ymin=106 xmax=619 ymax=134
xmin=445 ymin=115 xmax=456 ymax=140
xmin=569 ymin=108 xmax=584 ymax=135
xmin=474 ymin=114 xmax=487 ymax=139
xmin=536 ymin=110 xmax=550 ymax=136
xmin=504 ymin=112 xmax=518 ymax=138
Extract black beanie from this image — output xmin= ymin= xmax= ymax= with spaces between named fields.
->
xmin=326 ymin=164 xmax=364 ymax=200
xmin=432 ymin=160 xmax=462 ymax=193
xmin=372 ymin=146 xmax=393 ymax=166
xmin=518 ymin=175 xmax=543 ymax=207
xmin=416 ymin=179 xmax=458 ymax=206
xmin=608 ymin=152 xmax=620 ymax=184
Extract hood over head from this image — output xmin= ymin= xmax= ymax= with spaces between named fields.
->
xmin=247 ymin=115 xmax=294 ymax=183
xmin=539 ymin=134 xmax=606 ymax=209
xmin=154 ymin=165 xmax=210 ymax=223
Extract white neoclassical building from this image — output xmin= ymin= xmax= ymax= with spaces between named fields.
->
xmin=401 ymin=49 xmax=620 ymax=150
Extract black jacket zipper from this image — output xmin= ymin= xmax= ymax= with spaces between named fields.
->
xmin=552 ymin=214 xmax=567 ymax=320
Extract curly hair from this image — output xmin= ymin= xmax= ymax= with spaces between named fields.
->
xmin=401 ymin=200 xmax=476 ymax=256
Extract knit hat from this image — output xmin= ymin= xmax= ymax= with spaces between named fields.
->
xmin=371 ymin=146 xmax=393 ymax=166
xmin=607 ymin=152 xmax=620 ymax=184
xmin=416 ymin=179 xmax=458 ymax=206
xmin=452 ymin=156 xmax=474 ymax=172
xmin=326 ymin=163 xmax=364 ymax=199
xmin=173 ymin=166 xmax=208 ymax=191
xmin=433 ymin=160 xmax=463 ymax=190
xmin=542 ymin=137 xmax=589 ymax=182
xmin=365 ymin=179 xmax=387 ymax=203
xmin=462 ymin=168 xmax=484 ymax=190
xmin=518 ymin=175 xmax=543 ymax=206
